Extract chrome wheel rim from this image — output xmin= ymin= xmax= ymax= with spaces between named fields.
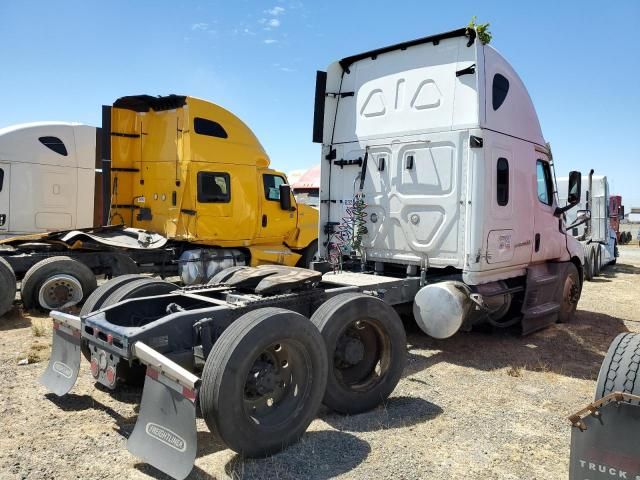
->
xmin=38 ymin=274 xmax=83 ymax=310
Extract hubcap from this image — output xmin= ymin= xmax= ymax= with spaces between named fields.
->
xmin=334 ymin=319 xmax=390 ymax=391
xmin=38 ymin=274 xmax=83 ymax=310
xmin=243 ymin=341 xmax=311 ymax=426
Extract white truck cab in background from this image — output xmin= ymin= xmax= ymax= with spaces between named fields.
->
xmin=313 ymin=28 xmax=585 ymax=337
xmin=0 ymin=122 xmax=97 ymax=239
xmin=558 ymin=171 xmax=618 ymax=279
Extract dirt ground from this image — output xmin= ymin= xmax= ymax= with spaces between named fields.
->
xmin=1 ymin=246 xmax=640 ymax=480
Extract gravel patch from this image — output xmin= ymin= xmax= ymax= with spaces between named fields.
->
xmin=1 ymin=246 xmax=639 ymax=479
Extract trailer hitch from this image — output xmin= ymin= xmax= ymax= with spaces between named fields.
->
xmin=127 ymin=342 xmax=201 ymax=480
xmin=39 ymin=311 xmax=82 ymax=396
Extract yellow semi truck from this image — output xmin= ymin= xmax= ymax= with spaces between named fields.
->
xmin=0 ymin=95 xmax=318 ymax=313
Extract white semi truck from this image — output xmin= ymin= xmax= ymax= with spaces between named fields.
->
xmin=0 ymin=122 xmax=98 ymax=239
xmin=558 ymin=171 xmax=618 ymax=280
xmin=39 ymin=27 xmax=586 ymax=479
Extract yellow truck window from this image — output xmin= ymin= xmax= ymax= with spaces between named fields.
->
xmin=197 ymin=172 xmax=230 ymax=203
xmin=194 ymin=117 xmax=228 ymax=139
xmin=263 ymin=174 xmax=285 ymax=201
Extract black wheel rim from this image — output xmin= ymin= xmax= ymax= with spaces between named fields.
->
xmin=333 ymin=319 xmax=390 ymax=391
xmin=243 ymin=339 xmax=312 ymax=427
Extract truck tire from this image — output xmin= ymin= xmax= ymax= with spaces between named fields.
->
xmin=558 ymin=263 xmax=581 ymax=323
xmin=0 ymin=258 xmax=16 ymax=318
xmin=79 ymin=274 xmax=147 ymax=362
xmin=584 ymin=248 xmax=595 ymax=282
xmin=21 ymin=256 xmax=97 ymax=312
xmin=101 ymin=277 xmax=177 ymax=309
xmin=612 ymin=242 xmax=618 ymax=265
xmin=310 ymin=293 xmax=407 ymax=414
xmin=594 ymin=333 xmax=640 ymax=405
xmin=593 ymin=247 xmax=602 ymax=276
xmin=208 ymin=266 xmax=250 ymax=285
xmin=295 ymin=240 xmax=318 ymax=269
xmin=199 ymin=307 xmax=327 ymax=457
xmin=80 ymin=274 xmax=147 ymax=316
xmin=106 ymin=254 xmax=139 ymax=277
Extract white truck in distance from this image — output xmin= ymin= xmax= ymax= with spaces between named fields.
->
xmin=558 ymin=171 xmax=618 ymax=280
xmin=314 ymin=27 xmax=585 ymax=337
xmin=0 ymin=122 xmax=97 ymax=239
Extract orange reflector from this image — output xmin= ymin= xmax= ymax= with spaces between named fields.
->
xmin=182 ymin=386 xmax=197 ymax=402
xmin=90 ymin=358 xmax=99 ymax=378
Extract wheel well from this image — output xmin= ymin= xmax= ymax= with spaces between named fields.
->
xmin=571 ymin=256 xmax=583 ymax=286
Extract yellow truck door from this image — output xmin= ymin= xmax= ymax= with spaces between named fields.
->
xmin=258 ymin=172 xmax=296 ymax=243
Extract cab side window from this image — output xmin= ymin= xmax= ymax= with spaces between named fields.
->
xmin=39 ymin=136 xmax=68 ymax=156
xmin=492 ymin=74 xmax=510 ymax=111
xmin=263 ymin=174 xmax=285 ymax=201
xmin=496 ymin=157 xmax=509 ymax=206
xmin=0 ymin=168 xmax=4 ymax=192
xmin=194 ymin=118 xmax=228 ymax=139
xmin=536 ymin=160 xmax=554 ymax=206
xmin=197 ymin=172 xmax=230 ymax=203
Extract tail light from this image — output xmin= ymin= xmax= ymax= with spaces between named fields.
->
xmin=90 ymin=358 xmax=99 ymax=378
xmin=105 ymin=366 xmax=117 ymax=387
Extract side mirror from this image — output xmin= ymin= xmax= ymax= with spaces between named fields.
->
xmin=279 ymin=184 xmax=292 ymax=211
xmin=576 ymin=209 xmax=591 ymax=222
xmin=555 ymin=170 xmax=582 ymax=217
xmin=566 ymin=209 xmax=591 ymax=229
xmin=567 ymin=171 xmax=581 ymax=205
xmin=619 ymin=205 xmax=625 ymax=219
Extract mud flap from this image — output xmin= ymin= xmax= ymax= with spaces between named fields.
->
xmin=569 ymin=393 xmax=640 ymax=480
xmin=39 ymin=311 xmax=81 ymax=396
xmin=127 ymin=342 xmax=200 ymax=480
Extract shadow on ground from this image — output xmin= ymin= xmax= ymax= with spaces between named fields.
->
xmin=601 ymin=262 xmax=640 ymax=276
xmin=224 ymin=430 xmax=370 ymax=480
xmin=402 ymin=309 xmax=629 ymax=382
xmin=45 ymin=393 xmax=138 ymax=437
xmin=0 ymin=306 xmax=30 ymax=331
xmin=135 ymin=463 xmax=217 ymax=480
xmin=321 ymin=395 xmax=442 ymax=433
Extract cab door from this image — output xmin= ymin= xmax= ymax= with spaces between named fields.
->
xmin=0 ymin=163 xmax=10 ymax=234
xmin=531 ymin=156 xmax=565 ymax=263
xmin=258 ymin=171 xmax=296 ymax=242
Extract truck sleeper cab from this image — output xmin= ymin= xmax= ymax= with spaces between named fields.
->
xmin=0 ymin=122 xmax=97 ymax=239
xmin=313 ymin=27 xmax=584 ymax=336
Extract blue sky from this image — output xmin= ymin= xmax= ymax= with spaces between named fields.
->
xmin=1 ymin=1 xmax=639 ymax=206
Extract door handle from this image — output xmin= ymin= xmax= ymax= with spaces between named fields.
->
xmin=262 ymin=215 xmax=267 ymax=227
xmin=534 ymin=233 xmax=540 ymax=252
xmin=0 ymin=214 xmax=6 ymax=227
